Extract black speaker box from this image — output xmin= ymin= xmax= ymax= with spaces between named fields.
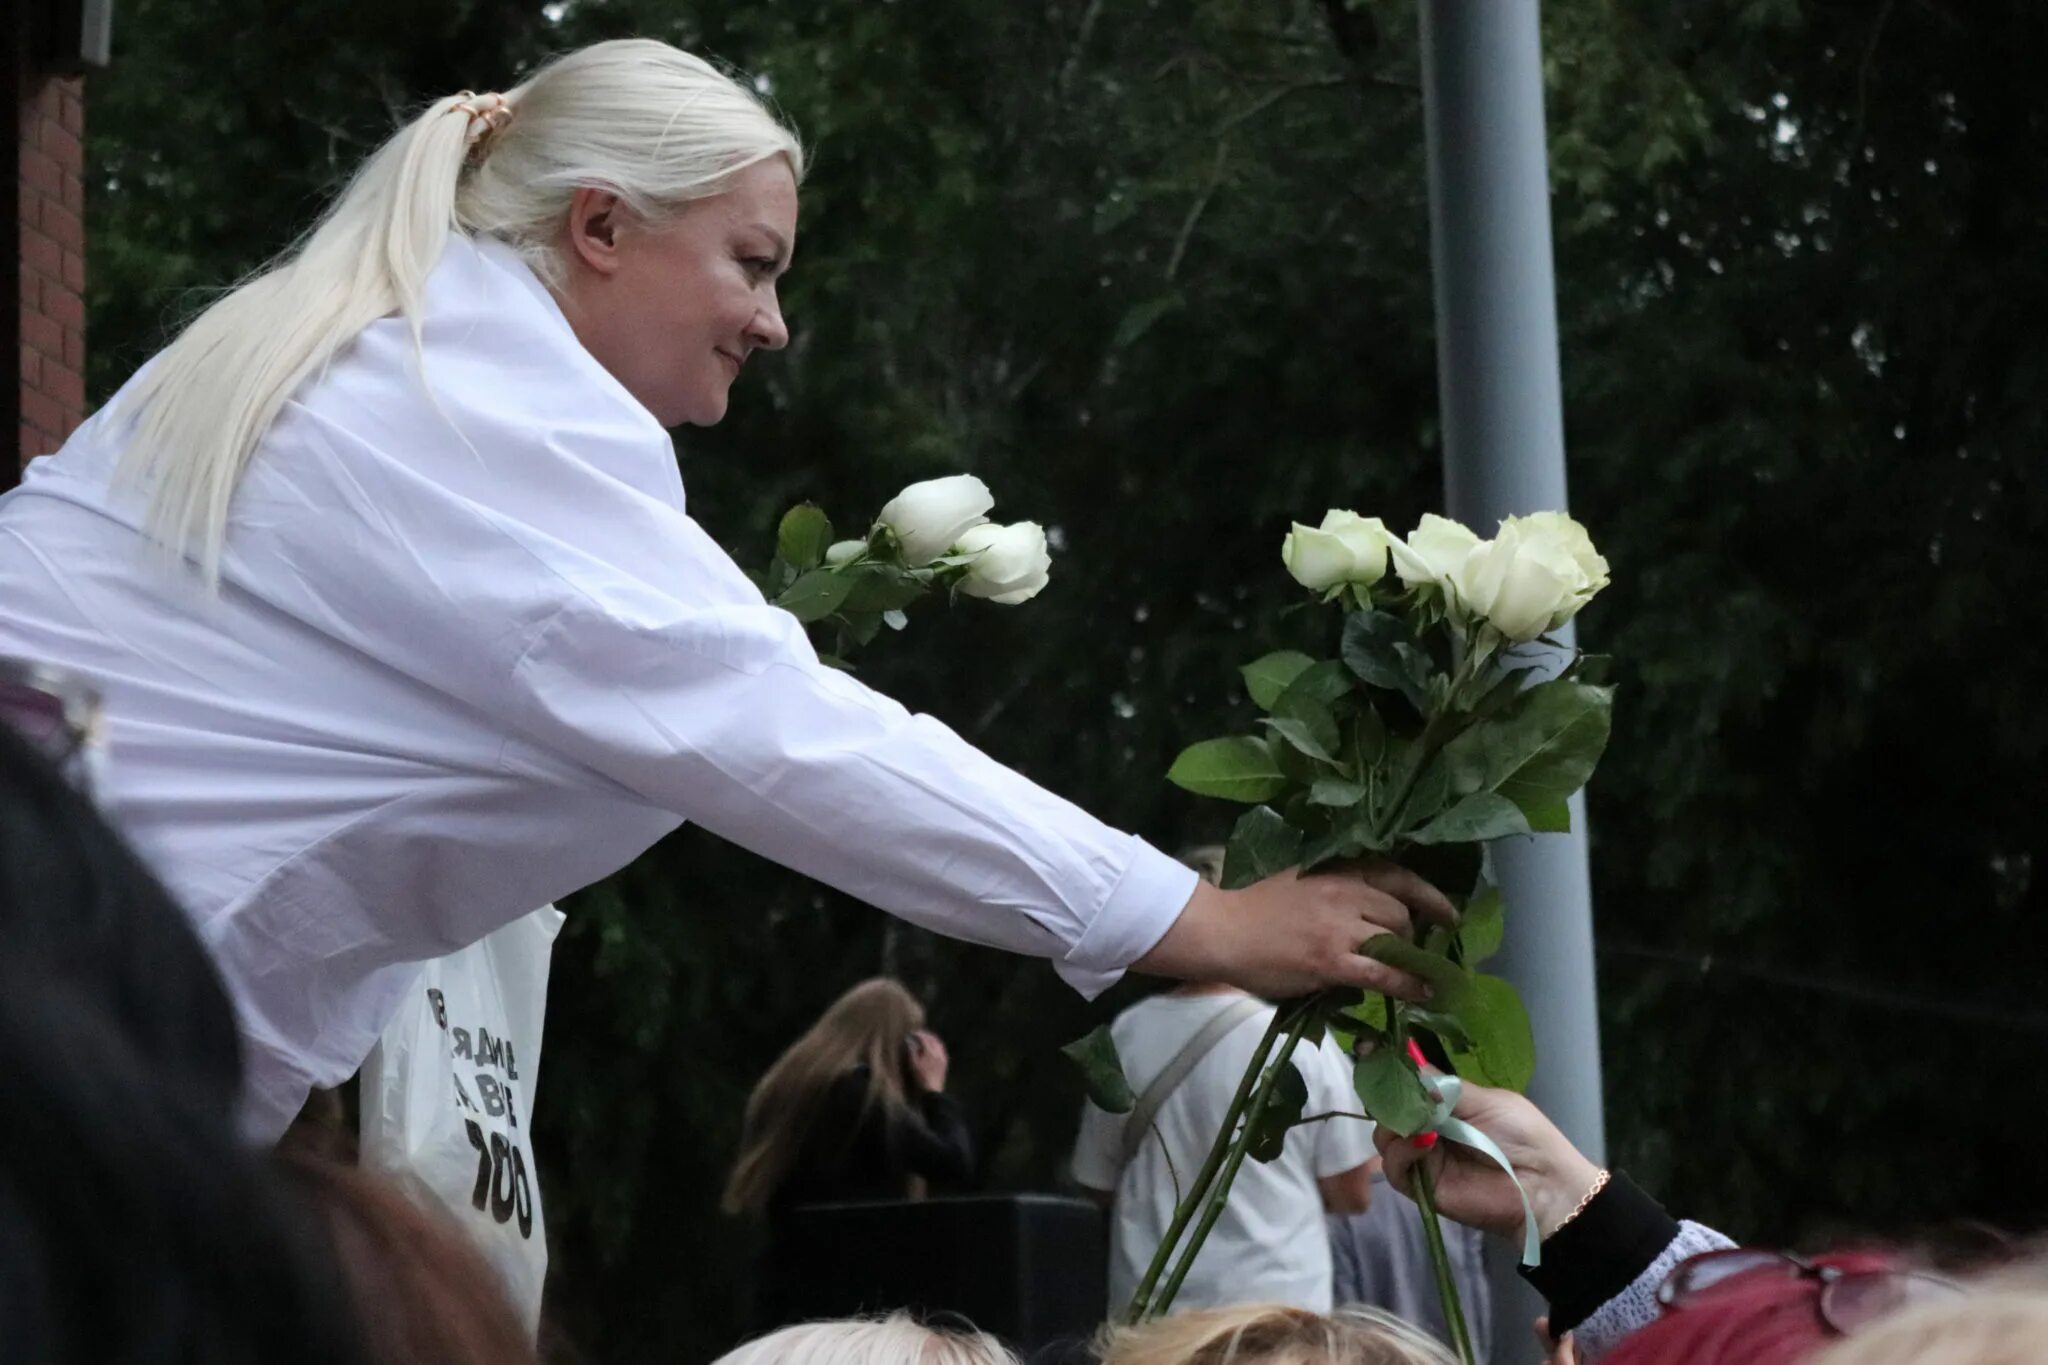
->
xmin=772 ymin=1193 xmax=1107 ymax=1358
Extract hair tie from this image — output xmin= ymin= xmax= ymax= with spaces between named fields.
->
xmin=450 ymin=91 xmax=516 ymax=165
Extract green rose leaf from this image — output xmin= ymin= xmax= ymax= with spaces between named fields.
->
xmin=1406 ymin=1006 xmax=1475 ymax=1054
xmin=1407 ymin=791 xmax=1534 ymax=845
xmin=1361 ymin=937 xmax=1473 ymax=1003
xmin=1468 ymin=669 xmax=1530 ymax=721
xmin=1260 ymin=689 xmax=1342 ymax=765
xmin=841 ymin=570 xmax=929 ymax=613
xmin=776 ymin=503 xmax=833 ymax=571
xmin=1352 ymin=1042 xmax=1435 ymax=1136
xmin=1340 ymin=611 xmax=1430 ymax=709
xmin=775 ymin=568 xmax=857 ymax=623
xmin=1276 ymin=660 xmax=1357 ymax=709
xmin=1297 ymin=817 xmax=1379 ymax=870
xmin=1346 ymin=705 xmax=1387 ymax=774
xmin=1438 ymin=679 xmax=1613 ymax=816
xmin=1308 ymin=776 xmax=1369 ymax=807
xmin=1220 ymin=806 xmax=1303 ymax=889
xmin=1241 ymin=651 xmax=1317 ymax=711
xmin=1392 ymin=757 xmax=1455 ymax=831
xmin=1445 ymin=973 xmax=1536 ymax=1092
xmin=841 ymin=611 xmax=884 ymax=648
xmin=1246 ymin=1053 xmax=1311 ymax=1163
xmin=1457 ymin=884 xmax=1505 ymax=965
xmin=1061 ymin=1025 xmax=1135 ymax=1113
xmin=1167 ymin=737 xmax=1289 ymax=803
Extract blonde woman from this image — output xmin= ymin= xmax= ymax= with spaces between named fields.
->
xmin=0 ymin=39 xmax=1451 ymax=1141
xmin=1097 ymin=1303 xmax=1457 ymax=1365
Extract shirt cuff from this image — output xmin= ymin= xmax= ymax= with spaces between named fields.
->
xmin=1569 ymin=1220 xmax=1738 ymax=1359
xmin=1519 ymin=1171 xmax=1678 ymax=1335
xmin=1053 ymin=840 xmax=1197 ymax=998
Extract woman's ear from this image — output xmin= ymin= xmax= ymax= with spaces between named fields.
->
xmin=564 ymin=187 xmax=625 ymax=275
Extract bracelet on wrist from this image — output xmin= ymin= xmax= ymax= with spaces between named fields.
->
xmin=1549 ymin=1168 xmax=1612 ymax=1237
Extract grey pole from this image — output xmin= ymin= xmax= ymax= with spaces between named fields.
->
xmin=1419 ymin=4 xmax=1605 ymax=1359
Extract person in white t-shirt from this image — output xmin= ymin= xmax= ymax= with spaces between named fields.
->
xmin=1070 ymin=848 xmax=1379 ymax=1316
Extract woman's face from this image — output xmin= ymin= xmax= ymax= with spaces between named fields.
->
xmin=554 ymin=157 xmax=798 ymax=428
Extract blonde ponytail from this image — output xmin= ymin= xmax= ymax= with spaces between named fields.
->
xmin=116 ymin=41 xmax=804 ymax=580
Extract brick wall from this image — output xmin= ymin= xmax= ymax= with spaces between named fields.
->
xmin=19 ymin=74 xmax=86 ymax=469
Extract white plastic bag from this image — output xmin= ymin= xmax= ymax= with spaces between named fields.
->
xmin=359 ymin=906 xmax=564 ymax=1337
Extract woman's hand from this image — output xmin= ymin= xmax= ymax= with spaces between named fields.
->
xmin=1374 ymin=1081 xmax=1604 ymax=1240
xmin=1135 ymin=861 xmax=1457 ymax=1001
xmin=906 ymin=1029 xmax=950 ymax=1093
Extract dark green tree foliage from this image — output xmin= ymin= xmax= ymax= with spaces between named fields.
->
xmin=83 ymin=1 xmax=2045 ymax=1358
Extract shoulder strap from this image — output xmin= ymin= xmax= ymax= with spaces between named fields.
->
xmin=1117 ymin=996 xmax=1265 ymax=1172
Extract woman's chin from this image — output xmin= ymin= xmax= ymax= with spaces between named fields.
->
xmin=669 ymin=389 xmax=732 ymax=429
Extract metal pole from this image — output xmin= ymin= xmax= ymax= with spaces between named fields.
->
xmin=1420 ymin=4 xmax=1605 ymax=1359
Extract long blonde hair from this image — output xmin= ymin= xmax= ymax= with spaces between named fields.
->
xmin=1097 ymin=1305 xmax=1457 ymax=1365
xmin=115 ymin=38 xmax=804 ymax=581
xmin=722 ymin=977 xmax=928 ymax=1216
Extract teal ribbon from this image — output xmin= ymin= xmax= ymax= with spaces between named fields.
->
xmin=1421 ymin=1074 xmax=1542 ymax=1268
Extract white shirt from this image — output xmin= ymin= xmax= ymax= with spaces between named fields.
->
xmin=0 ymin=235 xmax=1197 ymax=1141
xmin=1070 ymin=993 xmax=1376 ymax=1314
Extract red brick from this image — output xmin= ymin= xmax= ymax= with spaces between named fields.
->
xmin=61 ymin=85 xmax=85 ymax=134
xmin=21 ymin=425 xmax=44 ymax=465
xmin=61 ymin=250 xmax=85 ymax=292
xmin=20 ymin=147 xmax=60 ymax=198
xmin=20 ymin=347 xmax=40 ymax=388
xmin=22 ymin=307 xmax=62 ymax=358
xmin=38 ymin=117 xmax=83 ymax=170
xmin=45 ymin=287 xmax=85 ymax=332
xmin=18 ymin=265 xmax=38 ymax=314
xmin=41 ymin=201 xmax=83 ymax=250
xmin=62 ymin=328 xmax=86 ymax=372
xmin=22 ymin=389 xmax=64 ymax=436
xmin=21 ymin=227 xmax=61 ymax=279
xmin=45 ymin=364 xmax=86 ymax=410
xmin=62 ymin=168 xmax=84 ymax=214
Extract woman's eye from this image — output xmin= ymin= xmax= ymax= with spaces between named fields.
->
xmin=744 ymin=256 xmax=779 ymax=277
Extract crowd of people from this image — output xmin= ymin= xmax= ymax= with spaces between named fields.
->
xmin=1 ymin=28 xmax=2039 ymax=1365
xmin=10 ymin=683 xmax=2040 ymax=1364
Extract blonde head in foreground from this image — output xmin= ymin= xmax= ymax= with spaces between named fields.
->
xmin=712 ymin=1312 xmax=1019 ymax=1365
xmin=1097 ymin=1304 xmax=1457 ymax=1365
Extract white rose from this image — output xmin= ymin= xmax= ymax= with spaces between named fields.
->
xmin=1281 ymin=510 xmax=1394 ymax=592
xmin=824 ymin=539 xmax=866 ymax=567
xmin=955 ymin=521 xmax=1052 ymax=604
xmin=1501 ymin=511 xmax=1609 ymax=628
xmin=1450 ymin=521 xmax=1584 ymax=641
xmin=1388 ymin=513 xmax=1482 ymax=589
xmin=876 ymin=474 xmax=994 ymax=565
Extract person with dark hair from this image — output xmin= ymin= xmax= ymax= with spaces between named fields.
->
xmin=0 ymin=718 xmax=366 ymax=1365
xmin=0 ymin=718 xmax=540 ymax=1365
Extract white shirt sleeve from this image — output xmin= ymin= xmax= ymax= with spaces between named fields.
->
xmin=229 ymin=311 xmax=1194 ymax=996
xmin=505 ymin=575 xmax=1197 ymax=993
xmin=1304 ymin=1033 xmax=1376 ymax=1177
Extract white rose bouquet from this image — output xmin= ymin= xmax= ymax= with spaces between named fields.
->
xmin=758 ymin=474 xmax=1051 ymax=664
xmin=1065 ymin=509 xmax=1612 ymax=1359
